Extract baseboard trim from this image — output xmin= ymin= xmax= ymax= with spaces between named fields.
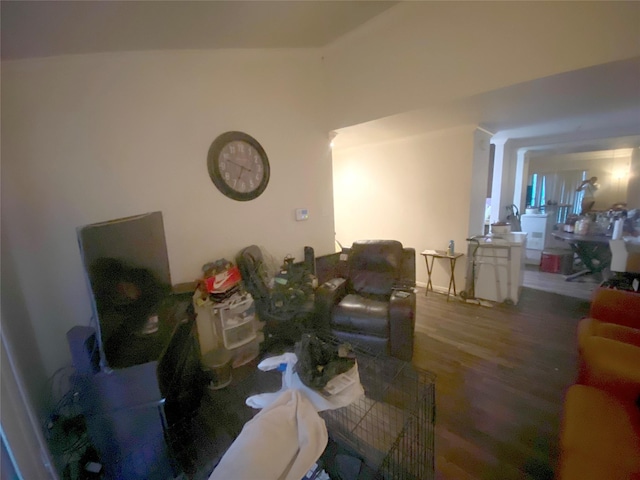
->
xmin=416 ymin=281 xmax=450 ymax=296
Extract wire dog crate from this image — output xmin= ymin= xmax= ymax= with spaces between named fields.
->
xmin=318 ymin=339 xmax=436 ymax=480
xmin=200 ymin=336 xmax=437 ymax=480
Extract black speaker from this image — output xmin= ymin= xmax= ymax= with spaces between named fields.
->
xmin=67 ymin=326 xmax=100 ymax=375
xmin=304 ymin=246 xmax=315 ymax=275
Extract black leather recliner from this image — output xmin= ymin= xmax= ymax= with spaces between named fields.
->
xmin=314 ymin=240 xmax=416 ymax=361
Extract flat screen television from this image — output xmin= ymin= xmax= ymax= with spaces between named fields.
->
xmin=77 ymin=211 xmax=172 ymax=369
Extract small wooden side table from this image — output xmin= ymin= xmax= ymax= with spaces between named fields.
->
xmin=420 ymin=250 xmax=464 ymax=301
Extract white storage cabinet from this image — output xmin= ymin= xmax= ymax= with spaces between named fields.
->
xmin=473 ymin=233 xmax=527 ymax=305
xmin=520 ymin=213 xmax=557 ymax=265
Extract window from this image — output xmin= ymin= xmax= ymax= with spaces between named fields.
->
xmin=527 ymin=170 xmax=586 ymax=223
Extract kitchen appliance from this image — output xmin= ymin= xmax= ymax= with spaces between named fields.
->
xmin=520 ymin=213 xmax=565 ymax=265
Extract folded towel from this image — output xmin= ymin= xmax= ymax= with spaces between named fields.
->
xmin=209 ymin=389 xmax=328 ymax=480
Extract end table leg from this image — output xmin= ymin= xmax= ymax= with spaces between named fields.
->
xmin=425 ymin=256 xmax=435 ymax=296
xmin=451 ymin=258 xmax=457 ymax=297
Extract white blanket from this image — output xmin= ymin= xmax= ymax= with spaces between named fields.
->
xmin=209 ymin=389 xmax=328 ymax=480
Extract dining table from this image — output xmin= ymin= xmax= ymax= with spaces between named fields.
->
xmin=550 ymin=230 xmax=612 ymax=281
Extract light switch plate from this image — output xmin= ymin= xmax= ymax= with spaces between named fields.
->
xmin=295 ymin=208 xmax=309 ymax=221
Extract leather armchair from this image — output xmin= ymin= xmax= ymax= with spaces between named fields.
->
xmin=314 ymin=240 xmax=416 ymax=361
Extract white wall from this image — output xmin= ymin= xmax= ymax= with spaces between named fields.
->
xmin=1 ymin=333 xmax=56 ymax=479
xmin=1 ymin=225 xmax=48 ymax=409
xmin=468 ymin=129 xmax=492 ymax=236
xmin=513 ymin=148 xmax=530 ymax=217
xmin=1 ymin=49 xmax=335 ymax=378
xmin=332 ymin=125 xmax=476 ymax=290
xmin=323 ymin=2 xmax=640 ymax=130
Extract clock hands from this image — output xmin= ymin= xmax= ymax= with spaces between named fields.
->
xmin=226 ymin=157 xmax=253 ymax=190
xmin=227 ymin=158 xmax=252 ymax=172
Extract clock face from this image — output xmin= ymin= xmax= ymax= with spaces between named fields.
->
xmin=207 ymin=131 xmax=270 ymax=201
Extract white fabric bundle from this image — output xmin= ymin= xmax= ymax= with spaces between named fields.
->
xmin=209 ymin=353 xmax=364 ymax=480
xmin=246 ymin=353 xmax=364 ymax=412
xmin=209 ymin=389 xmax=328 ymax=480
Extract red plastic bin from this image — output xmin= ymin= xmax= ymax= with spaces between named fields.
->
xmin=540 ymin=249 xmax=574 ymax=274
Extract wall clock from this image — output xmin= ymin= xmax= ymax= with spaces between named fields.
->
xmin=207 ymin=131 xmax=270 ymax=201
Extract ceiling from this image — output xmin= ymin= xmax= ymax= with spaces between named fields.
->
xmin=2 ymin=1 xmax=639 ymax=157
xmin=334 ymin=56 xmax=640 ymax=155
xmin=0 ymin=0 xmax=397 ymax=59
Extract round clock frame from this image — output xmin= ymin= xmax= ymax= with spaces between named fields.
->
xmin=207 ymin=131 xmax=270 ymax=202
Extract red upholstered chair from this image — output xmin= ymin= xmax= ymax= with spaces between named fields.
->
xmin=558 ymin=384 xmax=640 ymax=479
xmin=577 ymin=287 xmax=640 ymax=387
xmin=558 ymin=285 xmax=640 ymax=479
xmin=587 ymin=286 xmax=640 ymax=330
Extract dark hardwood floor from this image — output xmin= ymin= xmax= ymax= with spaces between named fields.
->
xmin=414 ymin=286 xmax=590 ymax=480
xmin=187 ymin=286 xmax=590 ymax=479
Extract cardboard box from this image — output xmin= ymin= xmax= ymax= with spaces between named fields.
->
xmin=609 ymin=239 xmax=640 ymax=273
